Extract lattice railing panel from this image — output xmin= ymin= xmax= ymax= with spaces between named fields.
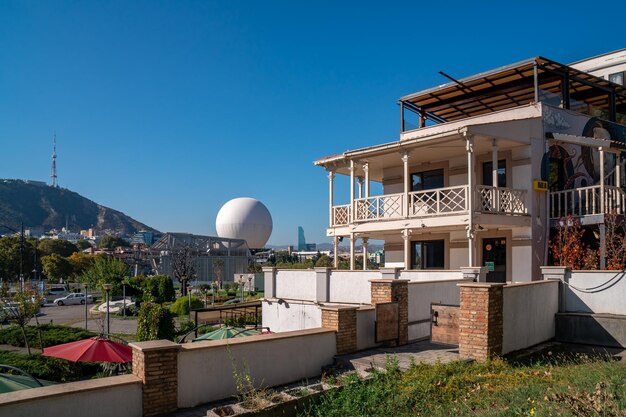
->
xmin=409 ymin=186 xmax=468 ymax=217
xmin=332 ymin=205 xmax=351 ymax=226
xmin=354 ymin=194 xmax=403 ymax=221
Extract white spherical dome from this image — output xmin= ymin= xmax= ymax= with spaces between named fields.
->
xmin=215 ymin=198 xmax=273 ymax=249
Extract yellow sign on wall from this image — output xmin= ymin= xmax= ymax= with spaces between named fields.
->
xmin=533 ymin=180 xmax=548 ymax=191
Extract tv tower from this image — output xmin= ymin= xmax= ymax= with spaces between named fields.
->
xmin=50 ymin=133 xmax=58 ymax=188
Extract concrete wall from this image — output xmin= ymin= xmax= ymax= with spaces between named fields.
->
xmin=401 ymin=270 xmax=463 ymax=281
xmin=356 ymin=306 xmax=377 ymax=350
xmin=0 ymin=375 xmax=142 ymax=417
xmin=262 ymin=299 xmax=321 ymax=332
xmin=512 ymin=245 xmax=532 ymax=282
xmin=329 ymin=271 xmax=378 ymax=304
xmin=177 ymin=328 xmax=336 ymax=408
xmin=563 ymin=271 xmax=626 ymax=315
xmin=502 ymin=280 xmax=559 ymax=354
xmin=407 ymin=279 xmax=465 ymax=340
xmin=275 ymin=270 xmax=317 ymax=300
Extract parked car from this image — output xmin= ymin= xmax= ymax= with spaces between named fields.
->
xmin=54 ymin=293 xmax=93 ymax=306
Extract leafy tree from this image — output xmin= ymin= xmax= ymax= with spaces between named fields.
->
xmin=172 ymin=247 xmax=196 ymax=296
xmin=1 ymin=290 xmax=43 ymax=354
xmin=315 ymin=255 xmax=333 ymax=267
xmin=80 ymin=256 xmax=130 ymax=294
xmin=550 ymin=216 xmax=597 ymax=270
xmin=212 ymin=258 xmax=224 ymax=288
xmin=605 ymin=213 xmax=625 ymax=270
xmin=41 ymin=254 xmax=73 ymax=283
xmin=169 ymin=296 xmax=203 ymax=316
xmin=0 ymin=237 xmax=38 ymax=282
xmin=98 ymin=235 xmax=130 ymax=250
xmin=67 ymin=252 xmax=101 ymax=278
xmin=38 ymin=239 xmax=79 ymax=257
xmin=143 ymin=275 xmax=175 ymax=303
xmin=75 ymin=239 xmax=92 ymax=251
xmin=136 ymin=302 xmax=175 ymax=341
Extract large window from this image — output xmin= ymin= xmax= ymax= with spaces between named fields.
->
xmin=482 ymin=160 xmax=506 ymax=187
xmin=411 ymin=240 xmax=444 ymax=269
xmin=411 ymin=169 xmax=443 ymax=192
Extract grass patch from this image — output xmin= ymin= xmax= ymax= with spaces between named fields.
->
xmin=303 ymin=351 xmax=626 ymax=417
xmin=0 ymin=324 xmax=95 ymax=349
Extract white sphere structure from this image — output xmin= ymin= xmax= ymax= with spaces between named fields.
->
xmin=215 ymin=198 xmax=273 ymax=249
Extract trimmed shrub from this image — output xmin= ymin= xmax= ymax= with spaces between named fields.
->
xmin=136 ymin=302 xmax=176 ymax=341
xmin=0 ymin=324 xmax=95 ymax=349
xmin=0 ymin=350 xmax=99 ymax=382
xmin=169 ymin=296 xmax=203 ymax=317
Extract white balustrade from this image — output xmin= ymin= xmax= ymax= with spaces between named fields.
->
xmin=409 ymin=185 xmax=468 ymax=216
xmin=332 ymin=204 xmax=351 ymax=226
xmin=353 ymin=193 xmax=404 ymax=221
xmin=477 ymin=186 xmax=527 ymax=214
xmin=550 ymin=185 xmax=626 ymax=219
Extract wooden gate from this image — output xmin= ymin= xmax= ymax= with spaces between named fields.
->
xmin=430 ymin=303 xmax=459 ymax=346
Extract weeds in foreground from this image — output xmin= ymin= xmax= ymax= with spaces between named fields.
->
xmin=302 ymin=352 xmax=626 ymax=417
xmin=228 ymin=347 xmax=281 ymax=410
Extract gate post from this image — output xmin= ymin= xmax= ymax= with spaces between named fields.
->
xmin=370 ymin=279 xmax=409 ymax=346
xmin=458 ymin=282 xmax=504 ymax=360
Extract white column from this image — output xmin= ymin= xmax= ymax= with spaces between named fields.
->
xmin=362 ymin=237 xmax=369 ymax=271
xmin=349 ymin=160 xmax=355 ymax=222
xmin=349 ymin=234 xmax=356 ymax=270
xmin=600 ymin=147 xmax=605 ymax=214
xmin=466 ymin=135 xmax=476 ymax=266
xmin=402 ymin=152 xmax=410 ymax=217
xmin=492 ymin=138 xmax=499 ymax=187
xmin=616 ymin=154 xmax=622 ymax=188
xmin=333 ymin=235 xmax=339 ymax=268
xmin=363 ymin=162 xmax=370 ymax=198
xmin=402 ymin=229 xmax=411 ymax=270
xmin=328 ymin=171 xmax=335 ymax=227
xmin=357 ymin=177 xmax=364 ymax=199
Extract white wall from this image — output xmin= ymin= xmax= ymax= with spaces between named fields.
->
xmin=0 ymin=375 xmax=142 ymax=417
xmin=356 ymin=307 xmax=378 ymax=350
xmin=328 ymin=271 xmax=377 ymax=304
xmin=407 ymin=279 xmax=465 ymax=341
xmin=564 ymin=271 xmax=626 ymax=315
xmin=262 ymin=300 xmax=321 ymax=332
xmin=275 ymin=270 xmax=316 ymax=300
xmin=512 ymin=245 xmax=532 ymax=282
xmin=401 ymin=271 xmax=463 ymax=282
xmin=502 ymin=281 xmax=559 ymax=354
xmin=177 ymin=329 xmax=336 ymax=408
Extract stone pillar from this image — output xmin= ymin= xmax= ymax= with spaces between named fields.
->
xmin=130 ymin=340 xmax=180 ymax=417
xmin=328 ymin=171 xmax=335 ymax=227
xmin=315 ymin=267 xmax=331 ymax=302
xmin=262 ymin=267 xmax=277 ymax=298
xmin=362 ymin=238 xmax=369 ymax=271
xmin=460 ymin=266 xmax=488 ymax=282
xmin=458 ymin=283 xmax=504 ymax=361
xmin=333 ymin=236 xmax=339 ymax=268
xmin=369 ymin=279 xmax=409 ymax=346
xmin=349 ymin=234 xmax=356 ymax=270
xmin=402 ymin=229 xmax=411 ymax=270
xmin=349 ymin=160 xmax=355 ymax=222
xmin=402 ymin=152 xmax=410 ymax=217
xmin=321 ymin=306 xmax=358 ymax=354
xmin=541 ymin=266 xmax=570 ymax=312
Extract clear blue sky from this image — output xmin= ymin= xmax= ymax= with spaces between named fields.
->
xmin=1 ymin=1 xmax=624 ymax=245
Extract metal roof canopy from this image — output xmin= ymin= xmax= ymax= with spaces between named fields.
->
xmin=400 ymin=57 xmax=626 ymax=125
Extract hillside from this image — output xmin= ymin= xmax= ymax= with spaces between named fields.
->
xmin=0 ymin=179 xmax=158 ymax=235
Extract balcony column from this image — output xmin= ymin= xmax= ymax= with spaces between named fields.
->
xmin=402 ymin=229 xmax=411 ymax=270
xmin=466 ymin=135 xmax=476 ymax=266
xmin=349 ymin=160 xmax=355 ymax=222
xmin=363 ymin=162 xmax=370 ymax=198
xmin=333 ymin=235 xmax=339 ymax=268
xmin=362 ymin=237 xmax=369 ymax=271
xmin=616 ymin=153 xmax=622 ymax=188
xmin=600 ymin=147 xmax=605 ymax=214
xmin=328 ymin=170 xmax=335 ymax=227
xmin=402 ymin=151 xmax=410 ymax=217
xmin=357 ymin=176 xmax=364 ymax=199
xmin=349 ymin=233 xmax=356 ymax=270
xmin=492 ymin=138 xmax=499 ymax=212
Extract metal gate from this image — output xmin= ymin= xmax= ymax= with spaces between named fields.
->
xmin=430 ymin=303 xmax=460 ymax=346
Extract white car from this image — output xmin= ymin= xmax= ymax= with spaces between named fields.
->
xmin=54 ymin=293 xmax=94 ymax=306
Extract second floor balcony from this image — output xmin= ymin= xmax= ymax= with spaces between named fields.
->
xmin=331 ymin=185 xmax=527 ymax=227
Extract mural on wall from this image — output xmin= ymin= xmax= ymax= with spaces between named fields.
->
xmin=542 ymin=106 xmax=622 ymax=190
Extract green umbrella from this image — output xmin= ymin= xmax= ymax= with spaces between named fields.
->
xmin=193 ymin=326 xmax=260 ymax=341
xmin=0 ymin=372 xmax=54 ymax=394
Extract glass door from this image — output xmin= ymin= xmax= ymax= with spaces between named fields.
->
xmin=482 ymin=238 xmax=506 ymax=282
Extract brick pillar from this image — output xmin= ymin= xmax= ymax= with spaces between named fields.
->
xmin=130 ymin=340 xmax=180 ymax=417
xmin=369 ymin=279 xmax=409 ymax=346
xmin=321 ymin=306 xmax=358 ymax=354
xmin=458 ymin=283 xmax=504 ymax=361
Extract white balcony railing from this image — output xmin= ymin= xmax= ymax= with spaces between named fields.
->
xmin=354 ymin=193 xmax=404 ymax=221
xmin=331 ymin=185 xmax=529 ymax=226
xmin=550 ymin=185 xmax=626 ymax=219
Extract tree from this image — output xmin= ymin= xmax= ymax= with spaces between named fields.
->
xmin=38 ymin=239 xmax=79 ymax=257
xmin=604 ymin=213 xmax=625 ymax=270
xmin=143 ymin=275 xmax=175 ymax=303
xmin=75 ymin=239 xmax=92 ymax=251
xmin=41 ymin=254 xmax=74 ymax=283
xmin=315 ymin=255 xmax=333 ymax=267
xmin=67 ymin=252 xmax=101 ymax=278
xmin=136 ymin=302 xmax=175 ymax=341
xmin=171 ymin=247 xmax=196 ymax=296
xmin=98 ymin=235 xmax=130 ymax=250
xmin=1 ymin=290 xmax=43 ymax=354
xmin=212 ymin=258 xmax=224 ymax=289
xmin=0 ymin=237 xmax=38 ymax=282
xmin=80 ymin=256 xmax=130 ymax=294
xmin=550 ymin=216 xmax=597 ymax=270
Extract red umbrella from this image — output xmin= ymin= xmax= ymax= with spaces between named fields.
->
xmin=42 ymin=337 xmax=132 ymax=363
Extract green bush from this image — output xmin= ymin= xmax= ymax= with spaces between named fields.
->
xmin=0 ymin=350 xmax=99 ymax=382
xmin=0 ymin=324 xmax=95 ymax=349
xmin=136 ymin=302 xmax=175 ymax=341
xmin=170 ymin=296 xmax=203 ymax=316
xmin=143 ymin=275 xmax=175 ymax=303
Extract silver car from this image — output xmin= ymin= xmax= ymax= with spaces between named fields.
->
xmin=53 ymin=293 xmax=94 ymax=306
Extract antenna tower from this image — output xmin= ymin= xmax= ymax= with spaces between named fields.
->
xmin=50 ymin=133 xmax=58 ymax=188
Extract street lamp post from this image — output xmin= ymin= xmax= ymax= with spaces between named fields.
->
xmin=84 ymin=284 xmax=89 ymax=330
xmin=102 ymin=283 xmax=112 ymax=336
xmin=122 ymin=281 xmax=126 ymax=320
xmin=240 ymin=275 xmax=244 ymax=302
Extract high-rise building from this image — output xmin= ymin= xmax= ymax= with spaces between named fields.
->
xmin=297 ymin=226 xmax=307 ymax=251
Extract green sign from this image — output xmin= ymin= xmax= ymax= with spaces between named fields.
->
xmin=485 ymin=261 xmax=495 ymax=272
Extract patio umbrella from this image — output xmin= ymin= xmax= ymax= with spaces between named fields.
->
xmin=42 ymin=336 xmax=132 ymax=363
xmin=0 ymin=373 xmax=53 ymax=394
xmin=194 ymin=326 xmax=260 ymax=341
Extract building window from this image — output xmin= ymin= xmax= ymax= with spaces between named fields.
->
xmin=411 ymin=240 xmax=444 ymax=269
xmin=411 ymin=169 xmax=443 ymax=191
xmin=482 ymin=160 xmax=506 ymax=187
xmin=609 ymin=72 xmax=624 ymax=86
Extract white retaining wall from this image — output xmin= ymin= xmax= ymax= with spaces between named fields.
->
xmin=262 ymin=300 xmax=321 ymax=333
xmin=502 ymin=280 xmax=559 ymax=354
xmin=407 ymin=279 xmax=466 ymax=341
xmin=275 ymin=270 xmax=317 ymax=300
xmin=564 ymin=271 xmax=626 ymax=315
xmin=177 ymin=328 xmax=336 ymax=408
xmin=328 ymin=271 xmax=377 ymax=304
